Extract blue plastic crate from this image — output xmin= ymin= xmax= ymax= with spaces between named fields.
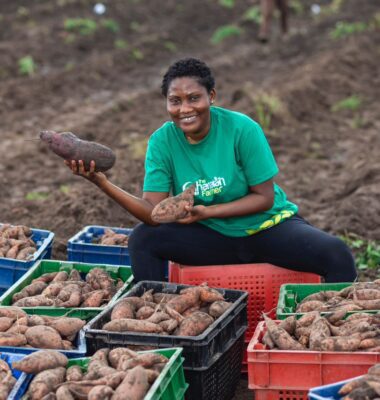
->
xmin=0 ymin=352 xmax=28 ymax=400
xmin=308 ymin=376 xmax=363 ymax=399
xmin=0 ymin=224 xmax=54 ymax=293
xmin=0 ymin=328 xmax=86 ymax=359
xmin=67 ymin=225 xmax=132 ymax=265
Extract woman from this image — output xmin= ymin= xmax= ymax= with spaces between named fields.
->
xmin=66 ymin=58 xmax=357 ymax=283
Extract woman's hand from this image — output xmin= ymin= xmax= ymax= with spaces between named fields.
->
xmin=64 ymin=160 xmax=107 ymax=186
xmin=177 ymin=204 xmax=209 ymax=224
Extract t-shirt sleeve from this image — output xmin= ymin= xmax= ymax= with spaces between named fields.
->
xmin=235 ymin=119 xmax=279 ymax=186
xmin=143 ymin=134 xmax=172 ymax=192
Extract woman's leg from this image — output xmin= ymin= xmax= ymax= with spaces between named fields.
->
xmin=128 ymin=222 xmax=241 ymax=282
xmin=239 ymin=215 xmax=357 ymax=283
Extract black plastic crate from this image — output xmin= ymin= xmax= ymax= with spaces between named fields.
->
xmin=84 ymin=280 xmax=248 ymax=369
xmin=184 ymin=328 xmax=246 ymax=400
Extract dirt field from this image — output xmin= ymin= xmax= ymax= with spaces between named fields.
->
xmin=0 ymin=0 xmax=379 ymax=398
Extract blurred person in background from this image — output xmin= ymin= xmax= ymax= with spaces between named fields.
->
xmin=259 ymin=0 xmax=289 ymax=43
xmin=66 ymin=58 xmax=356 ymax=284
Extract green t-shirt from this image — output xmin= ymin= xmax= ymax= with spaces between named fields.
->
xmin=144 ymin=106 xmax=298 ymax=237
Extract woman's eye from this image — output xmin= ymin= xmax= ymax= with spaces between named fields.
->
xmin=190 ymin=96 xmax=199 ymax=101
xmin=169 ymin=99 xmax=180 ymax=105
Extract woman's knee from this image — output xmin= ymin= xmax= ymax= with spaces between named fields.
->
xmin=128 ymin=223 xmax=156 ymax=253
xmin=323 ymin=236 xmax=357 ymax=281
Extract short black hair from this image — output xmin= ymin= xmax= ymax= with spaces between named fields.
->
xmin=161 ymin=58 xmax=215 ymax=97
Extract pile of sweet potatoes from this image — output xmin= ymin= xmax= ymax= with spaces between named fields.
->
xmin=13 ymin=347 xmax=169 ymax=400
xmin=102 ymin=283 xmax=233 ymax=336
xmin=296 ymin=280 xmax=380 ymax=313
xmin=11 ymin=268 xmax=124 ymax=308
xmin=0 ymin=307 xmax=85 ymax=350
xmin=338 ymin=363 xmax=380 ymax=399
xmin=96 ymin=229 xmax=129 ymax=246
xmin=262 ymin=311 xmax=380 ymax=352
xmin=0 ymin=224 xmax=37 ymax=260
xmin=0 ymin=358 xmax=16 ymax=400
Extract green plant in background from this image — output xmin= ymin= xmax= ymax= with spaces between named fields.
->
xmin=25 ymin=192 xmax=49 ymax=201
xmin=18 ymin=56 xmax=36 ymax=76
xmin=289 ymin=0 xmax=304 ymax=15
xmin=341 ymin=233 xmax=380 ymax=271
xmin=130 ymin=21 xmax=142 ymax=32
xmin=330 ymin=21 xmax=367 ymax=39
xmin=131 ymin=48 xmax=144 ymax=60
xmin=163 ymin=41 xmax=177 ymax=52
xmin=101 ymin=19 xmax=120 ymax=33
xmin=253 ymin=93 xmax=284 ymax=131
xmin=218 ymin=0 xmax=235 ymax=9
xmin=64 ymin=18 xmax=98 ymax=35
xmin=242 ymin=6 xmax=261 ymax=25
xmin=114 ymin=39 xmax=128 ymax=49
xmin=331 ymin=95 xmax=362 ymax=112
xmin=59 ymin=185 xmax=70 ymax=194
xmin=211 ymin=25 xmax=243 ymax=45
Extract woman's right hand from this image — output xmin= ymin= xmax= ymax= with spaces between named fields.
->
xmin=64 ymin=160 xmax=107 ymax=186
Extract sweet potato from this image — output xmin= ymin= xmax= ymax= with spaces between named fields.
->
xmin=176 ymin=311 xmax=214 ymax=336
xmin=151 ymin=185 xmax=195 ymax=223
xmin=111 ymin=300 xmax=136 ymax=320
xmin=112 ymin=366 xmax=149 ymax=400
xmin=152 ymin=293 xmax=179 ymax=304
xmin=159 ymin=319 xmax=178 ymax=334
xmin=320 ymin=335 xmax=362 ymax=351
xmin=12 ymin=350 xmax=68 ymax=373
xmin=46 ymin=317 xmax=85 ymax=338
xmin=309 ymin=317 xmax=331 ymax=350
xmin=103 ymin=318 xmax=163 ymax=333
xmin=199 ymin=286 xmax=225 ymax=303
xmin=13 ymin=295 xmax=55 ymax=307
xmin=32 ymin=272 xmax=59 ymax=284
xmin=109 ymin=348 xmax=138 ymax=369
xmin=88 ymin=385 xmax=114 ymax=400
xmin=0 ymin=317 xmax=14 ymax=332
xmin=0 ymin=372 xmax=16 ymax=400
xmin=0 ymin=332 xmax=27 ymax=346
xmin=26 ymin=367 xmax=66 ymax=400
xmin=263 ymin=315 xmax=304 ymax=350
xmin=66 ymin=365 xmax=83 ymax=382
xmin=136 ymin=306 xmax=155 ymax=320
xmin=25 ymin=326 xmax=64 ymax=349
xmin=81 ymin=290 xmax=105 ymax=307
xmin=55 ymin=385 xmax=75 ymax=400
xmin=40 ymin=130 xmax=116 ymax=172
xmin=208 ymin=301 xmax=232 ymax=318
xmin=0 ymin=306 xmax=27 ymax=319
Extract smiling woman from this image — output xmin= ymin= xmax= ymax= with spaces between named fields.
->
xmin=65 ymin=57 xmax=357 ymax=284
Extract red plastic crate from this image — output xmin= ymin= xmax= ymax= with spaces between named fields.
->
xmin=247 ymin=321 xmax=380 ymax=391
xmin=169 ymin=262 xmax=321 ymax=340
xmin=241 ymin=339 xmax=249 ymax=373
xmin=253 ymin=389 xmax=308 ymax=400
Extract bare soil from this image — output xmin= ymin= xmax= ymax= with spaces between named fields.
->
xmin=0 ymin=1 xmax=379 ymax=398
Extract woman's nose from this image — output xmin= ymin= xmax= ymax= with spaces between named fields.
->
xmin=179 ymin=100 xmax=192 ymax=113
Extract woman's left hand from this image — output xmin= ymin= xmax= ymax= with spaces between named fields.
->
xmin=177 ymin=205 xmax=209 ymax=224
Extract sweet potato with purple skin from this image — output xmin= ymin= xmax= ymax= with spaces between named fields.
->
xmin=151 ymin=185 xmax=195 ymax=223
xmin=40 ymin=130 xmax=116 ymax=172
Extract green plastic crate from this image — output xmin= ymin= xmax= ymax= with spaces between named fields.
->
xmin=0 ymin=259 xmax=134 ymax=318
xmin=13 ymin=348 xmax=188 ymax=400
xmin=276 ymin=282 xmax=380 ymax=319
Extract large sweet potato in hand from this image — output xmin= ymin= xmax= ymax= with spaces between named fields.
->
xmin=151 ymin=185 xmax=195 ymax=223
xmin=40 ymin=130 xmax=116 ymax=172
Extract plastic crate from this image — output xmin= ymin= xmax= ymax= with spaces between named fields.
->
xmin=67 ymin=225 xmax=132 ymax=265
xmin=0 ymin=259 xmax=134 ymax=318
xmin=169 ymin=262 xmax=321 ymax=341
xmin=308 ymin=376 xmax=362 ymax=400
xmin=276 ymin=282 xmax=380 ymax=320
xmin=253 ymin=389 xmax=308 ymax=399
xmin=11 ymin=348 xmax=188 ymax=400
xmin=0 ymin=224 xmax=54 ymax=293
xmin=84 ymin=280 xmax=248 ymax=369
xmin=183 ymin=328 xmax=245 ymax=400
xmin=247 ymin=321 xmax=380 ymax=392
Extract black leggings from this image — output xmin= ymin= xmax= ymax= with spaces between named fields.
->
xmin=128 ymin=215 xmax=357 ymax=283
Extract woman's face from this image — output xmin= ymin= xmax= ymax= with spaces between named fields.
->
xmin=166 ymin=77 xmax=215 ymax=141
